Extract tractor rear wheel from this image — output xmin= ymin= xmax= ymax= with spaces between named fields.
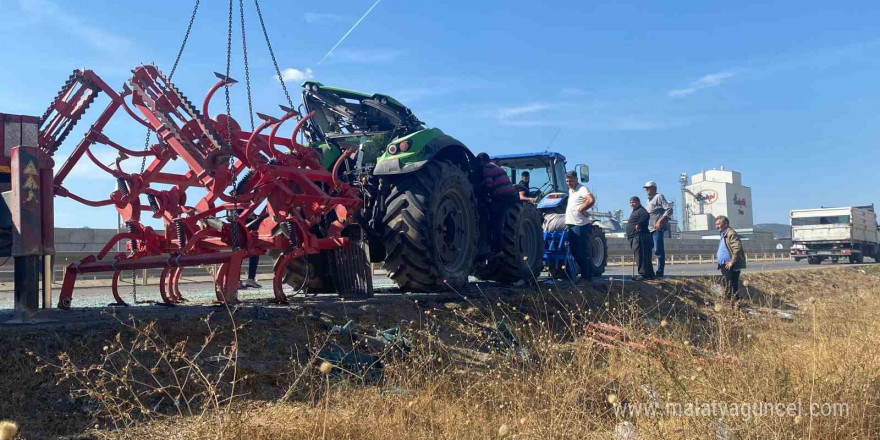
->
xmin=589 ymin=224 xmax=608 ymax=276
xmin=476 ymin=202 xmax=544 ymax=283
xmin=382 ymin=160 xmax=478 ymax=291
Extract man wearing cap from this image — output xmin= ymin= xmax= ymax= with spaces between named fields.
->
xmin=644 ymin=181 xmax=673 ymax=277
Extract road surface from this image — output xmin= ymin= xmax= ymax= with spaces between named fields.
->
xmin=1 ymin=259 xmax=867 ymax=312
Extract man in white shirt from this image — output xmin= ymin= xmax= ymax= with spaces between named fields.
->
xmin=565 ymin=171 xmax=595 ymax=282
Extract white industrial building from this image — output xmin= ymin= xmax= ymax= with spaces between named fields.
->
xmin=679 ymin=167 xmax=754 ymax=231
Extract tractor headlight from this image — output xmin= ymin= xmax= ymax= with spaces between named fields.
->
xmin=388 ymin=144 xmax=399 ymax=155
xmin=398 ymin=140 xmax=410 ymax=152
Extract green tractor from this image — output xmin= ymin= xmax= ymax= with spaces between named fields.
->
xmin=278 ymin=82 xmax=544 ymax=292
xmin=491 ymin=152 xmax=608 ymax=278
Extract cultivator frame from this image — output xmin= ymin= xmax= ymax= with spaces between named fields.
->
xmin=41 ymin=64 xmax=370 ymax=309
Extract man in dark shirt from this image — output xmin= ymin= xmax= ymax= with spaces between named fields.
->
xmin=516 ymin=171 xmax=538 ymax=204
xmin=627 ymin=196 xmax=655 ymax=280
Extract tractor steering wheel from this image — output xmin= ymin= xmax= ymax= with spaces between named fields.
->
xmin=528 ymin=186 xmax=544 ymax=198
xmin=537 ymin=180 xmax=554 ymax=196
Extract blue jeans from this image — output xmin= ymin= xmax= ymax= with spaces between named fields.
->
xmin=652 ymin=230 xmax=665 ymax=275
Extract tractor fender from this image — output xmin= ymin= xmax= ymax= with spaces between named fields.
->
xmin=373 ymin=132 xmax=476 ymax=176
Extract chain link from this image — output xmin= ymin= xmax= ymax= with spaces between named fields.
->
xmin=253 ymin=0 xmax=294 ymax=108
xmin=140 ymin=0 xmax=200 ymax=175
xmin=129 ymin=0 xmax=201 ymax=301
xmin=239 ymin=0 xmax=254 ymax=131
xmin=225 ymin=0 xmax=240 ymax=251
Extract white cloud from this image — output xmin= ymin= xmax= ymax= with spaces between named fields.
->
xmin=488 ymin=103 xmax=559 ymax=126
xmin=497 ymin=103 xmax=555 ymax=119
xmin=18 ymin=0 xmax=133 ymax=54
xmin=304 ymin=12 xmax=348 ymax=24
xmin=668 ymin=71 xmax=737 ymax=97
xmin=278 ymin=68 xmax=315 ymax=83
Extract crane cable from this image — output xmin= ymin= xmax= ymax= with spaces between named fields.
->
xmin=253 ymin=0 xmax=295 ymax=109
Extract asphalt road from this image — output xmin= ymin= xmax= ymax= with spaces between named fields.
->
xmin=2 ymin=259 xmax=867 ymax=312
xmin=603 ymin=259 xmax=832 ymax=277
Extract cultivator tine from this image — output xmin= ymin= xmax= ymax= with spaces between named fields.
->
xmin=213 ymin=72 xmax=238 ymax=86
xmin=170 ymin=267 xmax=185 ymax=302
xmin=110 ymin=271 xmax=130 ymax=307
xmin=278 ymin=105 xmax=300 ymax=117
xmin=271 ymin=252 xmax=293 ymax=304
xmin=256 ymin=112 xmax=279 ymax=124
xmin=158 ymin=267 xmax=176 ymax=305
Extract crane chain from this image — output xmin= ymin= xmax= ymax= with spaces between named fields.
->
xmin=226 ymin=0 xmax=240 ymax=251
xmin=131 ymin=0 xmax=200 ymax=303
xmin=139 ymin=0 xmax=200 ymax=175
xmin=239 ymin=0 xmax=255 ymax=131
xmin=253 ymin=0 xmax=294 ymax=108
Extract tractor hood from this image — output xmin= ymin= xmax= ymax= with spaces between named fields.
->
xmin=300 ymin=81 xmax=424 ymax=140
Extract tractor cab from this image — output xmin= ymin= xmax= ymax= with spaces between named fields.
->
xmin=492 ymin=151 xmax=605 ymax=278
xmin=491 ymin=152 xmax=589 ymax=214
xmin=300 ymin=81 xmax=424 ymax=168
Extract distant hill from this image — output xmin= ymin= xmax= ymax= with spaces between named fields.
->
xmin=754 ymin=223 xmax=791 ymax=239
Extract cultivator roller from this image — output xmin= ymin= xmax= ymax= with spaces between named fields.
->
xmin=40 ymin=64 xmax=372 ymax=309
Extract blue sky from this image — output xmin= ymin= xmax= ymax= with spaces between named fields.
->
xmin=1 ymin=0 xmax=879 ymax=228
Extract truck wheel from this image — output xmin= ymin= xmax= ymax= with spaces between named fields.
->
xmin=382 ymin=160 xmax=478 ymax=291
xmin=589 ymin=224 xmax=608 ymax=277
xmin=831 ymin=257 xmax=839 ymax=264
xmin=808 ymin=257 xmax=820 ymax=265
xmin=850 ymin=254 xmax=863 ymax=264
xmin=476 ymin=202 xmax=544 ymax=283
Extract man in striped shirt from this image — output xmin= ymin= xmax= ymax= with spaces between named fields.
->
xmin=477 ymin=153 xmax=518 ymax=254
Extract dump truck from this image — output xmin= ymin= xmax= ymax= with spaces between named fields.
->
xmin=790 ymin=205 xmax=880 ymax=264
xmin=280 ymin=82 xmax=545 ymax=292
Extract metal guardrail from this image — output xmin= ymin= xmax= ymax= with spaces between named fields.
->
xmin=0 ymin=252 xmax=793 ymax=287
xmin=606 ymin=252 xmax=792 ymax=267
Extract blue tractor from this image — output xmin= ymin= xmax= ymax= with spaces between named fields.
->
xmin=491 ymin=152 xmax=608 ymax=279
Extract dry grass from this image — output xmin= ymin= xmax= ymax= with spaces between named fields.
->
xmin=15 ymin=266 xmax=880 ymax=439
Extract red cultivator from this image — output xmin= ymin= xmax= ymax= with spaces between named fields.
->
xmin=40 ymin=64 xmax=371 ymax=309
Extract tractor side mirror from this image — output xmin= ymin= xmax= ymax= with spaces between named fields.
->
xmin=577 ymin=164 xmax=589 ymax=183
